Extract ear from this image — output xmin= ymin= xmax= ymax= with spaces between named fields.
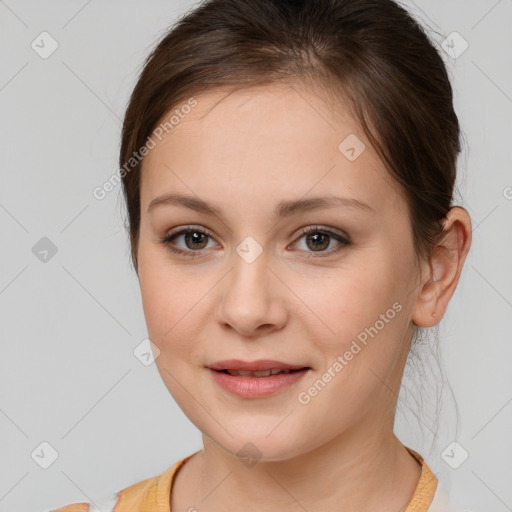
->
xmin=412 ymin=206 xmax=472 ymax=327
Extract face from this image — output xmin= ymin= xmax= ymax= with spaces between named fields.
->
xmin=137 ymin=81 xmax=424 ymax=461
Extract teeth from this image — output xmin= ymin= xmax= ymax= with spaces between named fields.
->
xmin=253 ymin=370 xmax=271 ymax=377
xmin=271 ymin=368 xmax=291 ymax=375
xmin=225 ymin=368 xmax=293 ymax=377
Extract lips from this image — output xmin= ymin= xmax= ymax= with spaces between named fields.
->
xmin=223 ymin=368 xmax=294 ymax=377
xmin=208 ymin=360 xmax=311 ymax=398
xmin=207 ymin=359 xmax=310 ymax=373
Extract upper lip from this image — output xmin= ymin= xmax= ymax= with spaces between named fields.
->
xmin=207 ymin=359 xmax=309 ymax=371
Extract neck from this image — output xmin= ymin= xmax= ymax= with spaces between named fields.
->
xmin=174 ymin=423 xmax=422 ymax=512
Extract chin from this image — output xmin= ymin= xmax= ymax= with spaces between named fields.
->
xmin=202 ymin=420 xmax=315 ymax=464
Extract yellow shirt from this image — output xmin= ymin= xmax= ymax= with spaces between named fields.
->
xmin=49 ymin=446 xmax=438 ymax=512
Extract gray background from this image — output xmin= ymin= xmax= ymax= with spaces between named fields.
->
xmin=1 ymin=1 xmax=511 ymax=511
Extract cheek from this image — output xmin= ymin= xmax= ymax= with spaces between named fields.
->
xmin=137 ymin=244 xmax=212 ymax=371
xmin=304 ymin=261 xmax=401 ymax=345
xmin=138 ymin=274 xmax=174 ymax=342
xmin=299 ymin=260 xmax=413 ymax=406
xmin=138 ymin=243 xmax=188 ymax=344
xmin=138 ymin=261 xmax=205 ymax=403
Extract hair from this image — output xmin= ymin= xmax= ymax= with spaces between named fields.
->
xmin=119 ymin=0 xmax=462 ymax=278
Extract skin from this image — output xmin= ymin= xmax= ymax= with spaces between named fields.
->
xmin=136 ymin=80 xmax=472 ymax=512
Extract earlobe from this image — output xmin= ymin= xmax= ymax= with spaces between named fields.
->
xmin=411 ymin=207 xmax=472 ymax=327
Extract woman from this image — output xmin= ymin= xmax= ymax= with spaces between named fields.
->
xmin=47 ymin=0 xmax=472 ymax=510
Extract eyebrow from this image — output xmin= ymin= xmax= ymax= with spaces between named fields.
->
xmin=147 ymin=193 xmax=375 ymax=220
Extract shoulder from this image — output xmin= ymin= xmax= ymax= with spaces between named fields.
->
xmin=40 ymin=492 xmax=118 ymax=512
xmin=428 ymin=478 xmax=466 ymax=512
xmin=41 ymin=474 xmax=161 ymax=512
xmin=404 ymin=447 xmax=465 ymax=512
xmin=41 ymin=456 xmax=192 ymax=512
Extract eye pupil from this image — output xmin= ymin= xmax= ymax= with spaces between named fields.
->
xmin=307 ymin=233 xmax=329 ymax=251
xmin=185 ymin=231 xmax=208 ymax=250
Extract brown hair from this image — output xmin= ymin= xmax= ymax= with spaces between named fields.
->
xmin=119 ymin=0 xmax=462 ymax=275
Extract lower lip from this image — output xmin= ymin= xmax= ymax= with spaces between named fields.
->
xmin=208 ymin=368 xmax=310 ymax=398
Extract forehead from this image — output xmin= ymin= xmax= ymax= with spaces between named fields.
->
xmin=153 ymin=81 xmax=358 ymax=154
xmin=139 ymin=82 xmax=402 ymax=218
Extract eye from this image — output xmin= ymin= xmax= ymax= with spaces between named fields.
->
xmin=290 ymin=225 xmax=351 ymax=258
xmin=159 ymin=226 xmax=217 ymax=257
xmin=159 ymin=225 xmax=351 ymax=258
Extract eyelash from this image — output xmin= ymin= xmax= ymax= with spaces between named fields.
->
xmin=159 ymin=225 xmax=351 ymax=259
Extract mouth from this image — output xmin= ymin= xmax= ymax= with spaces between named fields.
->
xmin=216 ymin=368 xmax=306 ymax=377
xmin=207 ymin=359 xmax=312 ymax=398
xmin=207 ymin=359 xmax=310 ymax=372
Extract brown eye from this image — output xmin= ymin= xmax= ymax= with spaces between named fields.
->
xmin=160 ymin=226 xmax=216 ymax=256
xmin=181 ymin=231 xmax=209 ymax=250
xmin=292 ymin=226 xmax=351 ymax=258
xmin=304 ymin=232 xmax=330 ymax=251
xmin=160 ymin=225 xmax=351 ymax=259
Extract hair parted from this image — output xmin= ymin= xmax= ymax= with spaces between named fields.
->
xmin=119 ymin=0 xmax=462 ymax=275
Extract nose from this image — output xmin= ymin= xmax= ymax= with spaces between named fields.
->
xmin=216 ymin=249 xmax=288 ymax=338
